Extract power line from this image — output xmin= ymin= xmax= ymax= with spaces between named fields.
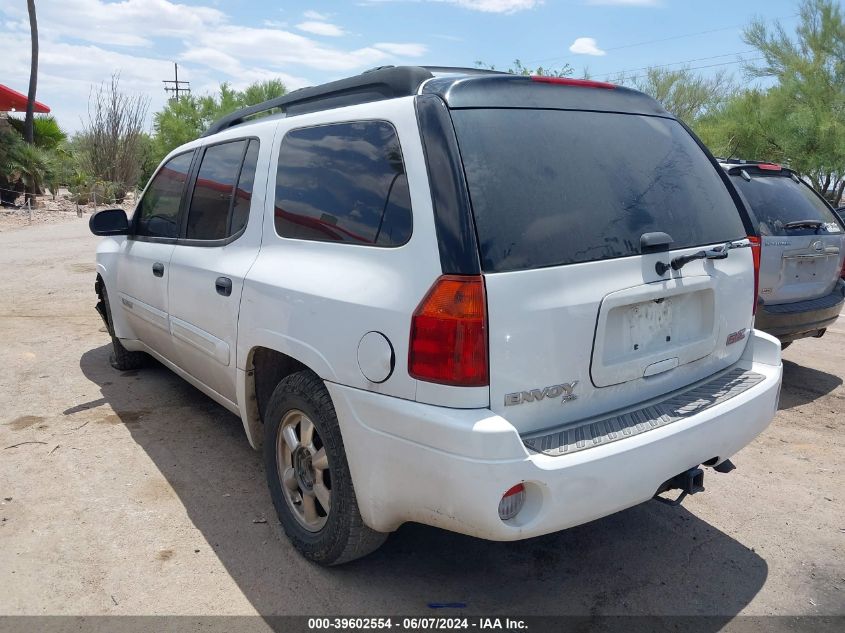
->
xmin=524 ymin=13 xmax=798 ymax=66
xmin=596 ymin=49 xmax=757 ymax=79
xmin=617 ymin=56 xmax=766 ymax=83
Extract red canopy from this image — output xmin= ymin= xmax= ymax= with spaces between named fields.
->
xmin=0 ymin=83 xmax=50 ymax=113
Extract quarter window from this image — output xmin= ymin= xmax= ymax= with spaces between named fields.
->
xmin=231 ymin=140 xmax=260 ymax=236
xmin=135 ymin=152 xmax=193 ymax=239
xmin=274 ymin=121 xmax=412 ymax=247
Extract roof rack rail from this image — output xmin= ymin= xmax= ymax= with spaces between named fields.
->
xmin=201 ymin=65 xmax=506 ymax=138
xmin=422 ymin=65 xmax=509 ymax=76
xmin=715 ymin=157 xmax=775 ymax=166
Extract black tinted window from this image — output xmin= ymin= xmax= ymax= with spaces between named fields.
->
xmin=729 ymin=172 xmax=842 ymax=236
xmin=231 ymin=140 xmax=260 ymax=235
xmin=136 ymin=152 xmax=193 ymax=238
xmin=451 ymin=109 xmax=746 ymax=272
xmin=274 ymin=121 xmax=412 ymax=246
xmin=187 ymin=140 xmax=246 ymax=240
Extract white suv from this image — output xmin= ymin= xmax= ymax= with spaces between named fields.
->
xmin=90 ymin=66 xmax=783 ymax=565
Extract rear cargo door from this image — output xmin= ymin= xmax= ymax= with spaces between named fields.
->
xmin=728 ymin=168 xmax=844 ymax=305
xmin=452 ymin=108 xmax=754 ymax=435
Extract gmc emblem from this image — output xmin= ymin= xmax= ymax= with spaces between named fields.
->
xmin=726 ymin=329 xmax=747 ymax=346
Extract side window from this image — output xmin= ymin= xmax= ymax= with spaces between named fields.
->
xmin=274 ymin=121 xmax=412 ymax=246
xmin=135 ymin=152 xmax=193 ymax=238
xmin=186 ymin=140 xmax=246 ymax=240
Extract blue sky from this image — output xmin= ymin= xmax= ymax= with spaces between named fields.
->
xmin=0 ymin=0 xmax=801 ymax=133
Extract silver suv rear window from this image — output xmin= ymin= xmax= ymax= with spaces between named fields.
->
xmin=451 ymin=109 xmax=746 ymax=273
xmin=729 ymin=172 xmax=842 ymax=237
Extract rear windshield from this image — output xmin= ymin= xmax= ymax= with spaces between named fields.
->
xmin=728 ymin=172 xmax=842 ymax=237
xmin=450 ymin=109 xmax=746 ymax=273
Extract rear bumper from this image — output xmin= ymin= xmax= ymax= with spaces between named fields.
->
xmin=756 ymin=281 xmax=844 ymax=342
xmin=329 ymin=330 xmax=782 ymax=540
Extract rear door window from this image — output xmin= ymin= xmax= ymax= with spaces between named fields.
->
xmin=186 ymin=139 xmax=253 ymax=241
xmin=451 ymin=109 xmax=746 ymax=273
xmin=728 ymin=172 xmax=842 ymax=236
xmin=274 ymin=121 xmax=412 ymax=247
xmin=135 ymin=151 xmax=193 ymax=239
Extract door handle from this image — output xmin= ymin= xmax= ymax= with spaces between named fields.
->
xmin=152 ymin=262 xmax=165 ymax=277
xmin=215 ymin=277 xmax=233 ymax=297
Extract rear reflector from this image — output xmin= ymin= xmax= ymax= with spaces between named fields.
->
xmin=758 ymin=163 xmax=782 ymax=171
xmin=498 ymin=484 xmax=526 ymax=522
xmin=749 ymin=236 xmax=762 ymax=316
xmin=408 ymin=275 xmax=488 ymax=387
xmin=530 ymin=76 xmax=616 ymax=90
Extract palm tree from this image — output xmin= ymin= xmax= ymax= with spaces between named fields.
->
xmin=24 ymin=0 xmax=39 ymax=145
xmin=7 ymin=142 xmax=54 ymax=203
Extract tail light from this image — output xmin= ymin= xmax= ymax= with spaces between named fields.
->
xmin=530 ymin=76 xmax=616 ymax=90
xmin=408 ymin=275 xmax=488 ymax=387
xmin=840 ymin=257 xmax=845 ymax=280
xmin=749 ymin=235 xmax=762 ymax=315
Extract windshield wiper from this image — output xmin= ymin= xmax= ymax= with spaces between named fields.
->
xmin=783 ymin=219 xmax=823 ymax=232
xmin=655 ymin=244 xmax=729 ymax=276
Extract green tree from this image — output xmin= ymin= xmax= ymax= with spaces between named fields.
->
xmin=474 ymin=59 xmax=574 ymax=77
xmin=8 ymin=115 xmax=67 ymax=150
xmin=5 ymin=142 xmax=55 ymax=202
xmin=613 ymin=67 xmax=735 ymax=124
xmin=152 ymin=80 xmax=287 ymax=161
xmin=699 ymin=0 xmax=845 ymax=201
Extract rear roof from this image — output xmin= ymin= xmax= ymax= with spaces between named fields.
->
xmin=202 ymin=65 xmax=670 ymax=138
xmin=422 ymin=75 xmax=669 ymax=117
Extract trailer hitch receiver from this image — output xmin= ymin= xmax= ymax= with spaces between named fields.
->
xmin=653 ymin=467 xmax=705 ymax=507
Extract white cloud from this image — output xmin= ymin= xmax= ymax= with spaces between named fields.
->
xmin=1 ymin=0 xmax=226 ymax=47
xmin=192 ymin=26 xmax=391 ymax=71
xmin=587 ymin=0 xmax=660 ymax=6
xmin=448 ymin=0 xmax=540 ymax=11
xmin=296 ymin=21 xmax=346 ymax=37
xmin=362 ymin=0 xmax=540 ymax=13
xmin=0 ymin=0 xmax=430 ymax=133
xmin=373 ymin=42 xmax=428 ymax=57
xmin=568 ymin=37 xmax=606 ymax=56
xmin=303 ymin=10 xmax=332 ymax=20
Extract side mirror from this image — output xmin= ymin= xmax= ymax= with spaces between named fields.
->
xmin=89 ymin=208 xmax=129 ymax=236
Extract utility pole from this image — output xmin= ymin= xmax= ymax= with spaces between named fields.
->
xmin=163 ymin=62 xmax=191 ymax=101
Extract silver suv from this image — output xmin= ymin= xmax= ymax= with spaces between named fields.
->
xmin=720 ymin=161 xmax=845 ymax=348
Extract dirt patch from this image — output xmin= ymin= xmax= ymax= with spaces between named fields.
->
xmin=6 ymin=415 xmax=45 ymax=431
xmin=156 ymin=548 xmax=175 ymax=561
xmin=68 ymin=263 xmax=97 ymax=274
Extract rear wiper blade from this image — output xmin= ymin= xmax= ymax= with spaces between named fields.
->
xmin=655 ymin=244 xmax=729 ymax=276
xmin=783 ymin=219 xmax=823 ymax=232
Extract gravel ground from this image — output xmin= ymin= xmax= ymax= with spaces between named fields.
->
xmin=0 ymin=192 xmax=133 ymax=233
xmin=0 ymin=219 xmax=842 ymax=624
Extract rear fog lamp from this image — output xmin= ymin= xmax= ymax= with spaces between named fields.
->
xmin=498 ymin=483 xmax=526 ymax=521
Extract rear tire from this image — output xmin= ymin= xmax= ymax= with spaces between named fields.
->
xmin=100 ymin=283 xmax=146 ymax=371
xmin=263 ymin=370 xmax=387 ymax=565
